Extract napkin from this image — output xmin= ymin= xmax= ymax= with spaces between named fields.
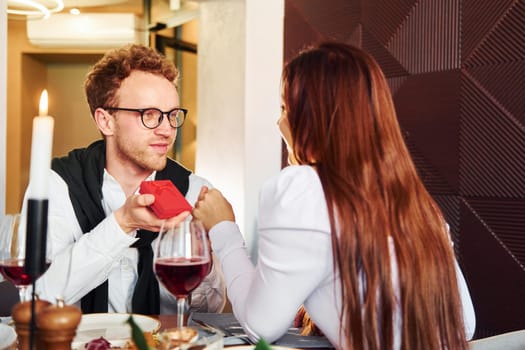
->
xmin=190 ymin=312 xmax=334 ymax=348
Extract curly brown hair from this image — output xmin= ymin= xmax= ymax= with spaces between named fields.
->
xmin=84 ymin=44 xmax=179 ymax=116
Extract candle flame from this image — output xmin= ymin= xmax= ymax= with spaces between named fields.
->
xmin=39 ymin=90 xmax=48 ymax=116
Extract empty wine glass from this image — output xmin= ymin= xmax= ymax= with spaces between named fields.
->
xmin=0 ymin=214 xmax=51 ymax=302
xmin=154 ymin=218 xmax=211 ymax=328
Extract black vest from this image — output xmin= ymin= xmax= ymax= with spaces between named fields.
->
xmin=52 ymin=139 xmax=191 ymax=314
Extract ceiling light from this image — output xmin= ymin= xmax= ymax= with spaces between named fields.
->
xmin=7 ymin=0 xmax=64 ymax=20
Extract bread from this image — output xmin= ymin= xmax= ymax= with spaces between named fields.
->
xmin=160 ymin=327 xmax=199 ymax=348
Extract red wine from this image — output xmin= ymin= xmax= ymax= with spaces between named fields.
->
xmin=155 ymin=257 xmax=211 ymax=297
xmin=0 ymin=258 xmax=51 ymax=286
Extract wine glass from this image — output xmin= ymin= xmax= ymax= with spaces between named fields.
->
xmin=0 ymin=214 xmax=51 ymax=302
xmin=154 ymin=218 xmax=211 ymax=328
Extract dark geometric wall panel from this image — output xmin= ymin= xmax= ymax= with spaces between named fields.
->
xmin=460 ymin=199 xmax=525 ymax=338
xmin=361 ymin=0 xmax=416 ymax=44
xmin=462 ymin=0 xmax=519 ymax=62
xmin=465 ymin=199 xmax=525 ymax=265
xmin=387 ymin=76 xmax=409 ymax=95
xmin=395 ymin=70 xmax=462 ymax=192
xmin=463 ymin=0 xmax=525 ymax=66
xmin=284 ymin=1 xmax=325 ymax=61
xmin=407 ymin=140 xmax=456 ymax=195
xmin=460 ymin=72 xmax=525 ymax=197
xmin=362 ymin=29 xmax=408 ymax=77
xmin=388 ymin=0 xmax=461 ymax=73
xmin=285 ymin=0 xmax=525 ymax=338
xmin=284 ymin=0 xmax=359 ymax=61
xmin=466 ymin=62 xmax=525 ymax=124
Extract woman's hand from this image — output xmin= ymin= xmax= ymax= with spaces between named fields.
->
xmin=193 ymin=186 xmax=235 ymax=232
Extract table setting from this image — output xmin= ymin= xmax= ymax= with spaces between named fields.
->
xmin=0 ymin=202 xmax=332 ymax=349
xmin=187 ymin=313 xmax=333 ymax=349
xmin=1 ymin=311 xmax=333 ymax=349
xmin=71 ymin=311 xmax=333 ymax=349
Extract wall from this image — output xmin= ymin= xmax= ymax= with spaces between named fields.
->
xmin=195 ymin=0 xmax=284 ymax=254
xmin=149 ymin=0 xmax=200 ymax=170
xmin=6 ymin=18 xmax=108 ymax=213
xmin=7 ymin=20 xmax=46 ymax=213
xmin=284 ymin=0 xmax=525 ymax=338
xmin=47 ymin=61 xmax=101 ymax=157
xmin=179 ymin=19 xmax=198 ymax=171
xmin=0 ymin=1 xmax=6 ymax=215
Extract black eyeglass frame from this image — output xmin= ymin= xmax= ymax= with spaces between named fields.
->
xmin=103 ymin=106 xmax=188 ymax=129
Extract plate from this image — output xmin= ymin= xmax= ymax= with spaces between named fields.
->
xmin=72 ymin=313 xmax=160 ymax=349
xmin=0 ymin=324 xmax=17 ymax=350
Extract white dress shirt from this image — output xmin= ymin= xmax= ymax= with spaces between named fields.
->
xmin=210 ymin=165 xmax=476 ymax=348
xmin=22 ymin=169 xmax=225 ymax=313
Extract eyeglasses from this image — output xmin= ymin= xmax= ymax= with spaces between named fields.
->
xmin=103 ymin=107 xmax=188 ymax=129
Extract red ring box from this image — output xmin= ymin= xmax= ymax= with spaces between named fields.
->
xmin=139 ymin=180 xmax=193 ymax=219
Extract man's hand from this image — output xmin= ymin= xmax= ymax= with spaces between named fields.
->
xmin=193 ymin=187 xmax=235 ymax=232
xmin=114 ymin=193 xmax=189 ymax=233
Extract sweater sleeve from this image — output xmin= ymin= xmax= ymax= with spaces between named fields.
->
xmin=24 ymin=170 xmax=136 ymax=305
xmin=210 ymin=166 xmax=332 ymax=343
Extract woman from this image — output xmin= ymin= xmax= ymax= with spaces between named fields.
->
xmin=193 ymin=42 xmax=476 ymax=349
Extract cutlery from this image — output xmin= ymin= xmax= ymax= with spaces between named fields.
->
xmin=191 ymin=318 xmax=255 ymax=345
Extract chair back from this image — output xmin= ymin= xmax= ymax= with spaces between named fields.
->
xmin=0 ymin=280 xmax=19 ymax=316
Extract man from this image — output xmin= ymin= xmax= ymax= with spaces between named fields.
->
xmin=22 ymin=44 xmax=225 ymax=314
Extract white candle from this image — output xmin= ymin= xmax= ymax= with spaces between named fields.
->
xmin=29 ymin=90 xmax=55 ymax=199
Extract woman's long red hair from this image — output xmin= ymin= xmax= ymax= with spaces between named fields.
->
xmin=282 ymin=42 xmax=469 ymax=350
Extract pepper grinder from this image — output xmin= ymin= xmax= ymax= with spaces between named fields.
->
xmin=12 ymin=299 xmax=52 ymax=350
xmin=36 ymin=298 xmax=82 ymax=350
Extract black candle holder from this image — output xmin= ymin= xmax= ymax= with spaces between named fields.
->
xmin=24 ymin=198 xmax=49 ymax=350
xmin=25 ymin=199 xmax=49 ymax=277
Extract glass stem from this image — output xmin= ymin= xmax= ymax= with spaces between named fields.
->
xmin=17 ymin=285 xmax=28 ymax=303
xmin=176 ymin=296 xmax=189 ymax=328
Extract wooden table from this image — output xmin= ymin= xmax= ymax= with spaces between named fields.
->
xmin=157 ymin=314 xmax=188 ymax=330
